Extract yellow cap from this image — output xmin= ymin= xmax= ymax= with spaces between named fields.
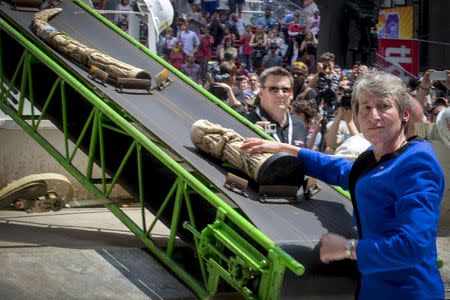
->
xmin=292 ymin=61 xmax=306 ymax=68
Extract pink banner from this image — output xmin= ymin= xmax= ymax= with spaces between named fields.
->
xmin=376 ymin=39 xmax=419 ymax=81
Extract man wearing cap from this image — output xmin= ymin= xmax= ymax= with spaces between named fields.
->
xmin=262 ymin=43 xmax=283 ymax=69
xmin=291 ymin=61 xmax=309 ymax=100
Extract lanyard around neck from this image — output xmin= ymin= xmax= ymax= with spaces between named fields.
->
xmin=255 ymin=107 xmax=293 ymax=145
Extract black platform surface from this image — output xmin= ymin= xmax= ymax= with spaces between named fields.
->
xmin=0 ymin=2 xmax=357 ymax=297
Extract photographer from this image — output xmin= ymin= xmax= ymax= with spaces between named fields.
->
xmin=316 ymin=52 xmax=340 ymax=92
xmin=246 ymin=67 xmax=307 ymax=146
xmin=205 ymin=72 xmax=246 ymax=115
xmin=324 ymin=89 xmax=359 ymax=153
xmin=249 ymin=26 xmax=268 ymax=74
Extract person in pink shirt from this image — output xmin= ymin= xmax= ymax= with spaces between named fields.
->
xmin=239 ymin=25 xmax=253 ymax=72
xmin=198 ymin=28 xmax=214 ymax=83
xmin=169 ymin=41 xmax=186 ymax=69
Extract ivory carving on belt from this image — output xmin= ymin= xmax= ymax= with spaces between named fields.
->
xmin=191 ymin=119 xmax=272 ymax=182
xmin=32 ymin=8 xmax=150 ymax=80
xmin=191 ymin=119 xmax=305 ymax=190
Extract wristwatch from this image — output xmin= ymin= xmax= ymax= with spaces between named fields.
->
xmin=345 ymin=239 xmax=356 ymax=259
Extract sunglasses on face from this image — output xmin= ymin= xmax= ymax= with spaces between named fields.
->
xmin=264 ymin=86 xmax=292 ymax=94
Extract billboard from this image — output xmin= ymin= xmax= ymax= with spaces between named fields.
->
xmin=377 ymin=6 xmax=413 ymax=39
xmin=376 ymin=38 xmax=419 ymax=81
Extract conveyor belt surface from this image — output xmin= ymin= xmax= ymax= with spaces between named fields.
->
xmin=0 ymin=2 xmax=357 ymax=297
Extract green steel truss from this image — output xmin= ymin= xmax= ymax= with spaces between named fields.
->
xmin=0 ymin=4 xmax=304 ymax=299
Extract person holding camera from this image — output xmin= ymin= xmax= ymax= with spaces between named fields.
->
xmin=416 ymin=69 xmax=450 ymax=109
xmin=245 ymin=67 xmax=307 ymax=147
xmin=324 ymin=91 xmax=360 ymax=154
xmin=241 ymin=70 xmax=445 ymax=300
xmin=249 ymin=26 xmax=268 ymax=74
xmin=299 ymin=31 xmax=318 ymax=74
xmin=205 ymin=72 xmax=246 ymax=115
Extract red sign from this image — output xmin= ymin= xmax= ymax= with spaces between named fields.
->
xmin=376 ymin=39 xmax=419 ymax=81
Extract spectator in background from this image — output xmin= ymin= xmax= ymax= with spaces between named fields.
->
xmin=205 ymin=74 xmax=246 ymax=114
xmin=291 ymin=61 xmax=309 ymax=100
xmin=208 ymin=11 xmax=226 ymax=49
xmin=227 ymin=13 xmax=246 ymax=36
xmin=416 ymin=69 xmax=449 ymax=108
xmin=324 ymin=106 xmax=359 ymax=154
xmin=256 ymin=8 xmax=277 ymax=31
xmin=220 ymin=53 xmax=238 ymax=85
xmin=299 ymin=31 xmax=318 ymax=74
xmin=236 ymin=62 xmax=249 ymax=77
xmin=169 ymin=41 xmax=186 ymax=69
xmin=186 ymin=5 xmax=204 ymax=35
xmin=262 ymin=43 xmax=283 ymax=69
xmin=291 ymin=100 xmax=322 ymax=150
xmin=181 ymin=54 xmax=201 ymax=83
xmin=234 ymin=75 xmax=254 ymax=111
xmin=317 ymin=52 xmax=340 ymax=92
xmin=285 ymin=14 xmax=304 ymax=64
xmin=115 ymin=0 xmax=133 ymax=32
xmin=267 ymin=29 xmax=286 ymax=57
xmin=239 ymin=25 xmax=253 ymax=72
xmin=249 ymin=26 xmax=268 ymax=73
xmin=243 ymin=73 xmax=260 ymax=102
xmin=280 ymin=10 xmax=302 ymax=41
xmin=429 ymin=104 xmax=447 ymax=123
xmin=219 ymin=37 xmax=238 ymax=61
xmin=198 ymin=28 xmax=215 ymax=83
xmin=177 ymin=22 xmax=200 ymax=56
xmin=306 ymin=9 xmax=320 ymax=38
xmin=221 ymin=27 xmax=238 ymax=46
xmin=159 ymin=28 xmax=178 ymax=57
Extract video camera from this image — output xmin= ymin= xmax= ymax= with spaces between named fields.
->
xmin=336 ymin=88 xmax=353 ymax=109
xmin=212 ymin=73 xmax=231 ymax=82
xmin=316 ymin=72 xmax=336 ymax=109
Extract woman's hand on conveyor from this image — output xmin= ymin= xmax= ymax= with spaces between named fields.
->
xmin=240 ymin=138 xmax=299 ymax=156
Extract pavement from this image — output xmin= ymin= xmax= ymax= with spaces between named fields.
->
xmin=0 ymin=206 xmax=449 ymax=299
xmin=0 ymin=207 xmax=196 ymax=300
xmin=438 ymin=226 xmax=450 ymax=298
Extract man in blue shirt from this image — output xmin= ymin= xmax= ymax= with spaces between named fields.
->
xmin=256 ymin=8 xmax=277 ymax=31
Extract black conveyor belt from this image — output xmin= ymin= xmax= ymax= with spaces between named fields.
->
xmin=0 ymin=2 xmax=357 ymax=297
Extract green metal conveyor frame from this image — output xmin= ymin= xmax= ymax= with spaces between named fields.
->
xmin=0 ymin=1 xmax=313 ymax=299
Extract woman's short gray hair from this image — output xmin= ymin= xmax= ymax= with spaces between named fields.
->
xmin=351 ymin=70 xmax=411 ymax=115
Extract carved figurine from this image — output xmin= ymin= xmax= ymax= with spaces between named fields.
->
xmin=32 ymin=8 xmax=150 ymax=81
xmin=191 ymin=119 xmax=303 ymax=187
